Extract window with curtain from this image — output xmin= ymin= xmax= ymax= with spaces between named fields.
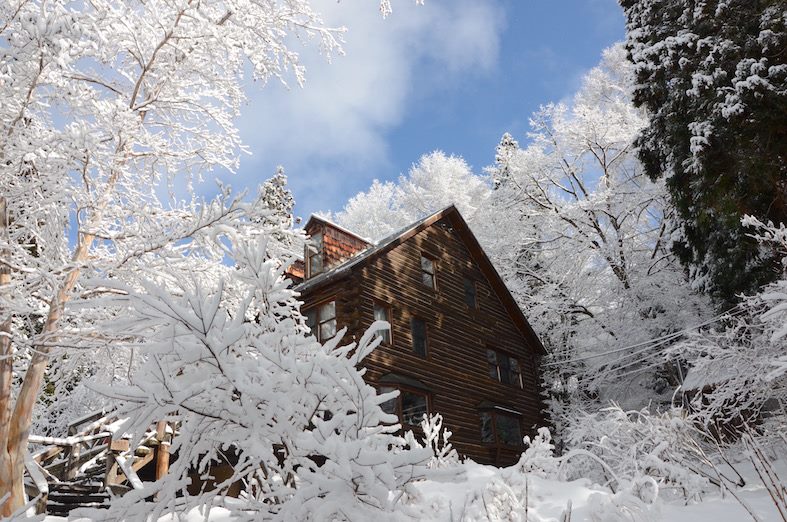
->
xmin=305 ymin=300 xmax=336 ymax=342
xmin=373 ymin=302 xmax=392 ymax=344
xmin=486 ymin=349 xmax=523 ymax=388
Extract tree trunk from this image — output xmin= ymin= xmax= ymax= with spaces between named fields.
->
xmin=0 ymin=191 xmax=94 ymax=513
xmin=0 ymin=196 xmax=24 ymax=517
xmin=0 ymin=451 xmax=25 ymax=518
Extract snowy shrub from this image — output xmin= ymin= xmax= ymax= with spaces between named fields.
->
xmin=584 ymin=478 xmax=659 ymax=522
xmin=447 ymin=472 xmax=539 ymax=522
xmin=516 ymin=427 xmax=560 ymax=479
xmin=404 ymin=413 xmax=461 ymax=470
xmin=89 ymin=233 xmax=435 ymax=521
xmin=562 ymin=405 xmax=714 ymax=502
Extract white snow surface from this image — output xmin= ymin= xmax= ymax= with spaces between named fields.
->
xmin=42 ymin=459 xmax=785 ymax=521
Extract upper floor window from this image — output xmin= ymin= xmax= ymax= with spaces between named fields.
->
xmin=411 ymin=318 xmax=428 ymax=357
xmin=373 ymin=302 xmax=392 ymax=344
xmin=420 ymin=255 xmax=436 ymax=289
xmin=307 ymin=232 xmax=324 ymax=277
xmin=486 ymin=349 xmax=523 ymax=388
xmin=463 ymin=277 xmax=477 ymax=308
xmin=479 ymin=410 xmax=522 ymax=446
xmin=305 ymin=300 xmax=336 ymax=342
xmin=379 ymin=386 xmax=430 ymax=427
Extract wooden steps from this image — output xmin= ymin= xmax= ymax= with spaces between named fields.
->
xmin=24 ymin=411 xmax=174 ymax=516
xmin=46 ymin=482 xmax=111 ymax=517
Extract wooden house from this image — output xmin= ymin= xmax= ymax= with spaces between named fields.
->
xmin=291 ymin=205 xmax=548 ymax=466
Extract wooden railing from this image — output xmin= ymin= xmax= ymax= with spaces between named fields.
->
xmin=23 ymin=411 xmax=173 ymax=514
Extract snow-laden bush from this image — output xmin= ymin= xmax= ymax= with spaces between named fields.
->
xmin=517 ymin=427 xmax=560 ymax=479
xmin=404 ymin=413 xmax=461 ymax=470
xmin=584 ymin=477 xmax=659 ymax=522
xmin=562 ymin=405 xmax=715 ymax=502
xmin=88 ymin=233 xmax=437 ymax=521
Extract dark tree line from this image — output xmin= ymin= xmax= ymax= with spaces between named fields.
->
xmin=620 ymin=0 xmax=787 ymax=305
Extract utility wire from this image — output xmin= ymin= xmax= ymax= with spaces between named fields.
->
xmin=542 ymin=304 xmax=746 ymax=368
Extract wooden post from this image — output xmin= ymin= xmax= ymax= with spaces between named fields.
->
xmin=24 ymin=454 xmax=49 ymax=515
xmin=155 ymin=421 xmax=170 ymax=480
xmin=104 ymin=439 xmax=129 ymax=487
xmin=65 ymin=442 xmax=80 ymax=480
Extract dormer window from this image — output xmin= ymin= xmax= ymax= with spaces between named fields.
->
xmin=307 ymin=231 xmax=324 ymax=277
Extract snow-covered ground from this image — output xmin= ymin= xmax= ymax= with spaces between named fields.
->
xmin=413 ymin=460 xmax=784 ymax=521
xmin=45 ymin=458 xmax=784 ymax=521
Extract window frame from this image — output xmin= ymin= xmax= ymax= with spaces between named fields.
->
xmin=378 ymin=384 xmax=431 ymax=429
xmin=479 ymin=409 xmax=523 ymax=447
xmin=486 ymin=348 xmax=524 ymax=389
xmin=463 ymin=276 xmax=478 ymax=309
xmin=306 ymin=230 xmax=325 ymax=278
xmin=420 ymin=253 xmax=437 ymax=291
xmin=304 ymin=298 xmax=337 ymax=343
xmin=410 ymin=316 xmax=429 ymax=358
xmin=372 ymin=300 xmax=393 ymax=345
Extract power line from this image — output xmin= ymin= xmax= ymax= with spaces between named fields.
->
xmin=542 ymin=304 xmax=746 ymax=368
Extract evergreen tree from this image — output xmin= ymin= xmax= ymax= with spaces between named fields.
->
xmin=620 ymin=0 xmax=787 ymax=304
xmin=258 ymin=166 xmax=298 ymax=248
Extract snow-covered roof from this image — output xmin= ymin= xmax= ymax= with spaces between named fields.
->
xmin=294 ymin=205 xmax=548 ymax=355
xmin=303 ymin=213 xmax=374 ymax=245
xmin=294 ymin=207 xmax=449 ymax=294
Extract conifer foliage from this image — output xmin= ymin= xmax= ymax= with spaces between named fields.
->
xmin=620 ymin=0 xmax=787 ymax=304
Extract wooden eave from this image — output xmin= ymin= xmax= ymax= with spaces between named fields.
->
xmin=442 ymin=208 xmax=548 ymax=356
xmin=295 ymin=205 xmax=547 ymax=355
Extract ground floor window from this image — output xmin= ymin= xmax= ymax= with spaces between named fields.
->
xmin=379 ymin=386 xmax=430 ymax=427
xmin=479 ymin=410 xmax=522 ymax=446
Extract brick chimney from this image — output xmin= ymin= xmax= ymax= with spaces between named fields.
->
xmin=303 ymin=216 xmax=371 ymax=279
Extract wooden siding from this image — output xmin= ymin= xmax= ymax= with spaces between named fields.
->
xmin=299 ymin=216 xmax=547 ymax=466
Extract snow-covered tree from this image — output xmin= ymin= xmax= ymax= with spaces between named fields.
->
xmin=334 ymin=151 xmax=490 ymax=241
xmin=476 ymin=45 xmax=710 ymax=424
xmin=620 ymin=0 xmax=787 ymax=304
xmin=334 ymin=179 xmax=401 ymax=241
xmin=674 ymin=216 xmax=787 ymax=434
xmin=93 ymin=231 xmax=433 ymax=520
xmin=0 ymin=0 xmax=404 ymax=514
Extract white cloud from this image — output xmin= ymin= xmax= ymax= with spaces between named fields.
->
xmin=229 ymin=0 xmax=505 ymax=216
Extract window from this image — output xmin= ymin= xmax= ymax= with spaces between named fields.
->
xmin=305 ymin=300 xmax=336 ymax=342
xmin=420 ymin=255 xmax=436 ymax=289
xmin=479 ymin=411 xmax=522 ymax=446
xmin=411 ymin=318 xmax=428 ymax=357
xmin=463 ymin=277 xmax=477 ymax=308
xmin=373 ymin=302 xmax=392 ymax=344
xmin=379 ymin=386 xmax=430 ymax=427
xmin=308 ymin=232 xmax=324 ymax=276
xmin=486 ymin=349 xmax=523 ymax=388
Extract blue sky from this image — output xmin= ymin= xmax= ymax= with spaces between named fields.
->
xmin=222 ymin=0 xmax=625 ymax=220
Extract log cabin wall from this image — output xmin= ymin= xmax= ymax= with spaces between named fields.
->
xmin=298 ymin=212 xmax=547 ymax=467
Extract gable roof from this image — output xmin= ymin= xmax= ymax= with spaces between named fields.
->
xmin=303 ymin=214 xmax=374 ymax=245
xmin=294 ymin=205 xmax=547 ymax=355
